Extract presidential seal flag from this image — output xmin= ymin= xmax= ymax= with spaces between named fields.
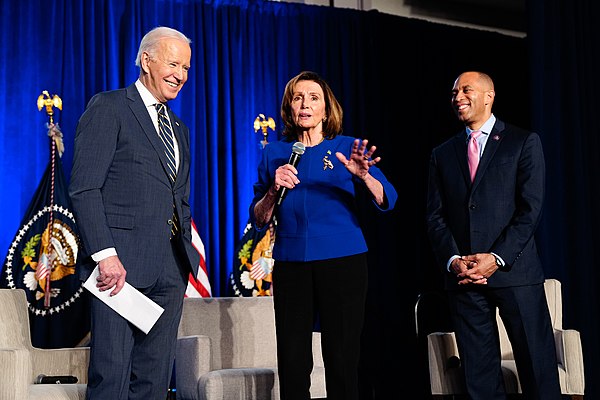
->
xmin=230 ymin=218 xmax=276 ymax=297
xmin=229 ymin=114 xmax=277 ymax=297
xmin=0 ymin=122 xmax=90 ymax=349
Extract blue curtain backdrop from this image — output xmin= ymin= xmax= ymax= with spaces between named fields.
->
xmin=0 ymin=0 xmax=598 ymax=398
xmin=0 ymin=0 xmax=530 ymax=295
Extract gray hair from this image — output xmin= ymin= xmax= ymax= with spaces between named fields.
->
xmin=135 ymin=26 xmax=191 ymax=67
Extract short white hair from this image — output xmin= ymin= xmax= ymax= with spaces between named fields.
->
xmin=135 ymin=26 xmax=191 ymax=67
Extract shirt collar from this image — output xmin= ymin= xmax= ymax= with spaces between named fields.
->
xmin=135 ymin=79 xmax=161 ymax=109
xmin=466 ymin=114 xmax=496 ymax=137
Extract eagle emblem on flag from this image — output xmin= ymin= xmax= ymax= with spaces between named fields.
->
xmin=230 ymin=219 xmax=276 ymax=297
xmin=10 ymin=210 xmax=80 ymax=303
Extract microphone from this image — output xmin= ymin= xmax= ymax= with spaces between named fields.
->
xmin=35 ymin=374 xmax=78 ymax=384
xmin=276 ymin=141 xmax=306 ymax=206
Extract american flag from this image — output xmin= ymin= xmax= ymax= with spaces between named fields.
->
xmin=185 ymin=219 xmax=211 ymax=297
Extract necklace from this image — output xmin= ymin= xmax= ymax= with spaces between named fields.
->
xmin=308 ymin=136 xmax=324 ymax=147
xmin=300 ymin=135 xmax=325 ymax=147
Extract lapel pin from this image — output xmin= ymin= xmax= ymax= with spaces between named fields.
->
xmin=493 ymin=135 xmax=500 ymax=141
xmin=323 ymin=150 xmax=334 ymax=170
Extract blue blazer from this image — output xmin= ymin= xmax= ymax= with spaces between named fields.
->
xmin=250 ymin=136 xmax=397 ymax=262
xmin=426 ymin=119 xmax=546 ymax=290
xmin=69 ymin=83 xmax=199 ymax=287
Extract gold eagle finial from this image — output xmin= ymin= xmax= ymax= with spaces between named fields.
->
xmin=37 ymin=90 xmax=62 ymax=124
xmin=254 ymin=114 xmax=276 ymax=148
xmin=37 ymin=91 xmax=65 ymax=156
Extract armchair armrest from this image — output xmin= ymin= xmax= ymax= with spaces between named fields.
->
xmin=427 ymin=332 xmax=465 ymax=395
xmin=176 ymin=335 xmax=212 ymax=400
xmin=312 ymin=332 xmax=323 ymax=368
xmin=30 ymin=347 xmax=90 ymax=384
xmin=554 ymin=328 xmax=585 ymax=395
xmin=0 ymin=348 xmax=32 ymax=400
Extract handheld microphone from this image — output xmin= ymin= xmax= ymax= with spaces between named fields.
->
xmin=276 ymin=141 xmax=306 ymax=206
xmin=35 ymin=374 xmax=78 ymax=384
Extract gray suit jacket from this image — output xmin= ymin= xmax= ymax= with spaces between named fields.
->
xmin=69 ymin=83 xmax=199 ymax=287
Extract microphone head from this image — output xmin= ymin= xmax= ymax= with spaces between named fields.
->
xmin=292 ymin=142 xmax=306 ymax=155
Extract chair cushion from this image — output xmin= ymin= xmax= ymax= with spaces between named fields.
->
xmin=198 ymin=367 xmax=278 ymax=400
xmin=29 ymin=384 xmax=86 ymax=400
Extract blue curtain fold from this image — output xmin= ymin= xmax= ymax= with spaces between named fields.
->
xmin=528 ymin=1 xmax=600 ymax=398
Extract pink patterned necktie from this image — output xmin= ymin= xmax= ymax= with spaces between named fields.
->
xmin=468 ymin=130 xmax=482 ymax=182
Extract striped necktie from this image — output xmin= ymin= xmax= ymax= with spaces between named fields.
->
xmin=156 ymin=103 xmax=179 ymax=237
xmin=156 ymin=103 xmax=177 ymax=182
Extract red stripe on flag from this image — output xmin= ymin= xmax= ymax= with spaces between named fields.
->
xmin=249 ymin=259 xmax=267 ymax=280
xmin=185 ymin=219 xmax=212 ymax=298
xmin=36 ymin=252 xmax=51 ymax=280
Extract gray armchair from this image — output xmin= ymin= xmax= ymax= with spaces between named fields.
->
xmin=426 ymin=279 xmax=585 ymax=399
xmin=0 ymin=288 xmax=89 ymax=400
xmin=176 ymin=296 xmax=326 ymax=400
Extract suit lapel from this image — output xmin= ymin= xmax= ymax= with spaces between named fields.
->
xmin=168 ymin=108 xmax=186 ymax=187
xmin=471 ymin=120 xmax=506 ymax=188
xmin=126 ymin=85 xmax=174 ymax=186
xmin=452 ymin=131 xmax=471 ymax=184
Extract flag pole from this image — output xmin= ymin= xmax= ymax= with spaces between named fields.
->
xmin=36 ymin=91 xmax=63 ymax=308
xmin=231 ymin=113 xmax=277 ymax=297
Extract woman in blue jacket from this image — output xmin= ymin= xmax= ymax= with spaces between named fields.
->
xmin=250 ymin=71 xmax=397 ymax=400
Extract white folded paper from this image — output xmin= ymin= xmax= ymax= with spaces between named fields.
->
xmin=83 ymin=266 xmax=164 ymax=334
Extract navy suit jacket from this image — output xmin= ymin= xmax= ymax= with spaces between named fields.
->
xmin=69 ymin=83 xmax=199 ymax=287
xmin=426 ymin=119 xmax=546 ymax=290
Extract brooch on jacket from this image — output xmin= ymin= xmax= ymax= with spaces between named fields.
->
xmin=323 ymin=150 xmax=334 ymax=170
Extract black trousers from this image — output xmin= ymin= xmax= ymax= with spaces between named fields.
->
xmin=273 ymin=253 xmax=368 ymax=400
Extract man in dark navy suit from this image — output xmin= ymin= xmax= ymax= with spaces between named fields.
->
xmin=426 ymin=71 xmax=561 ymax=399
xmin=69 ymin=26 xmax=199 ymax=400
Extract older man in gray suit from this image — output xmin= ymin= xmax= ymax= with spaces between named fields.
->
xmin=69 ymin=26 xmax=199 ymax=400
